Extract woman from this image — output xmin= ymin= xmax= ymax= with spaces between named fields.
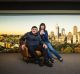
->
xmin=39 ymin=23 xmax=63 ymax=62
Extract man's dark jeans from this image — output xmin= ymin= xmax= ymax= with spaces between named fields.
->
xmin=28 ymin=45 xmax=53 ymax=61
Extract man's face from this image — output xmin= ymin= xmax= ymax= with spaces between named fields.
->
xmin=31 ymin=28 xmax=38 ymax=34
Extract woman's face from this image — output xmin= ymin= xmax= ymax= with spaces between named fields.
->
xmin=41 ymin=26 xmax=45 ymax=30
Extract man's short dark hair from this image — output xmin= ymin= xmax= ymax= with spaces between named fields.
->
xmin=31 ymin=26 xmax=38 ymax=29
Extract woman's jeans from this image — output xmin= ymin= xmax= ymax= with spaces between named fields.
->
xmin=46 ymin=42 xmax=62 ymax=60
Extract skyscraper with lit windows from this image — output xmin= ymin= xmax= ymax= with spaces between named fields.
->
xmin=73 ymin=26 xmax=78 ymax=44
xmin=61 ymin=28 xmax=65 ymax=35
xmin=73 ymin=26 xmax=78 ymax=35
xmin=56 ymin=24 xmax=59 ymax=38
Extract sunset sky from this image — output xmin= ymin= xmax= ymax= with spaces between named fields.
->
xmin=0 ymin=14 xmax=80 ymax=35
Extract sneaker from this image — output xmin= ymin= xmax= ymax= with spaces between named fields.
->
xmin=59 ymin=58 xmax=63 ymax=62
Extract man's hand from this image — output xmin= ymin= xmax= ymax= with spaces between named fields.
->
xmin=43 ymin=44 xmax=48 ymax=49
xmin=21 ymin=44 xmax=26 ymax=50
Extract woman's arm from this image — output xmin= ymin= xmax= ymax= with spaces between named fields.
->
xmin=43 ymin=30 xmax=49 ymax=40
xmin=38 ymin=34 xmax=48 ymax=48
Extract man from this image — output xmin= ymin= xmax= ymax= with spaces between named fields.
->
xmin=20 ymin=26 xmax=53 ymax=67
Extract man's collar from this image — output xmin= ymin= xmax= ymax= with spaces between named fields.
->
xmin=30 ymin=31 xmax=38 ymax=36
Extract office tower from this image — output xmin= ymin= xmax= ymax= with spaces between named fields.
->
xmin=61 ymin=28 xmax=65 ymax=35
xmin=67 ymin=32 xmax=73 ymax=44
xmin=73 ymin=26 xmax=78 ymax=35
xmin=56 ymin=24 xmax=59 ymax=38
xmin=73 ymin=35 xmax=77 ymax=44
xmin=77 ymin=32 xmax=80 ymax=44
xmin=73 ymin=26 xmax=78 ymax=44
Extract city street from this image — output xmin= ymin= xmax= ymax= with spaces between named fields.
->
xmin=0 ymin=53 xmax=80 ymax=74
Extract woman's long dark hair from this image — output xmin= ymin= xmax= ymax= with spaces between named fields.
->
xmin=39 ymin=23 xmax=46 ymax=31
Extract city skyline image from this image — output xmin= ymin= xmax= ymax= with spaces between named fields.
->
xmin=0 ymin=14 xmax=80 ymax=72
xmin=0 ymin=14 xmax=80 ymax=35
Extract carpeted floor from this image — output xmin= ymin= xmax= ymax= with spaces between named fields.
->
xmin=0 ymin=53 xmax=80 ymax=74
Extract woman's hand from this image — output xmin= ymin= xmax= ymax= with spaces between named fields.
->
xmin=40 ymin=30 xmax=45 ymax=35
xmin=43 ymin=44 xmax=48 ymax=49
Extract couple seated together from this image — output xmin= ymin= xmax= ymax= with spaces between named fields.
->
xmin=20 ymin=23 xmax=63 ymax=67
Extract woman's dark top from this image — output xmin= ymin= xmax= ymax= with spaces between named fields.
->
xmin=39 ymin=30 xmax=49 ymax=43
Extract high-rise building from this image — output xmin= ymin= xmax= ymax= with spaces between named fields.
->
xmin=73 ymin=26 xmax=78 ymax=44
xmin=56 ymin=24 xmax=59 ymax=38
xmin=49 ymin=31 xmax=55 ymax=44
xmin=59 ymin=35 xmax=66 ymax=44
xmin=73 ymin=26 xmax=78 ymax=35
xmin=77 ymin=32 xmax=80 ymax=44
xmin=61 ymin=28 xmax=65 ymax=35
xmin=67 ymin=32 xmax=73 ymax=44
xmin=73 ymin=35 xmax=77 ymax=44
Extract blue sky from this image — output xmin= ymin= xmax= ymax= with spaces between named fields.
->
xmin=0 ymin=15 xmax=80 ymax=35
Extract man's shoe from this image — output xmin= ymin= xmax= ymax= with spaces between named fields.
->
xmin=39 ymin=57 xmax=44 ymax=66
xmin=45 ymin=60 xmax=53 ymax=67
xmin=50 ymin=58 xmax=54 ymax=63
